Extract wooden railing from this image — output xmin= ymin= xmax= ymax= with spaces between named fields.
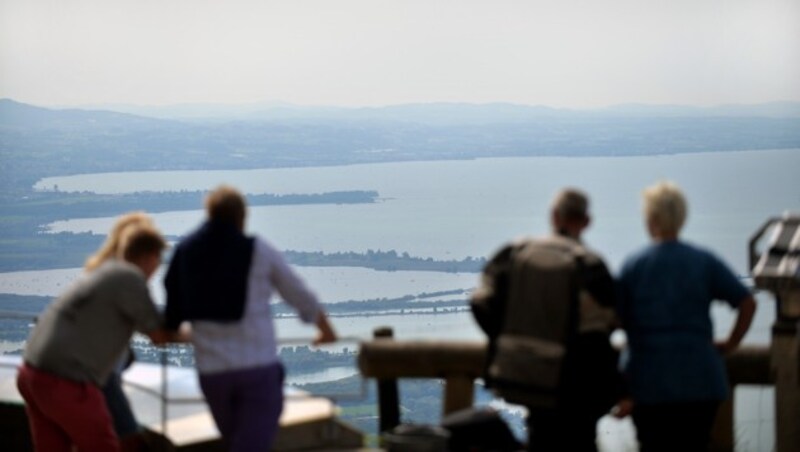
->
xmin=358 ymin=328 xmax=773 ymax=452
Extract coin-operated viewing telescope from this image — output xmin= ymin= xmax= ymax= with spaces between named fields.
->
xmin=751 ymin=212 xmax=800 ymax=319
xmin=749 ymin=212 xmax=799 ymax=452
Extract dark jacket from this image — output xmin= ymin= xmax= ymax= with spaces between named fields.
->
xmin=164 ymin=220 xmax=254 ymax=330
xmin=471 ymin=235 xmax=620 ymax=412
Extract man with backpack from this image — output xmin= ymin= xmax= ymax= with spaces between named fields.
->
xmin=471 ymin=188 xmax=620 ymax=452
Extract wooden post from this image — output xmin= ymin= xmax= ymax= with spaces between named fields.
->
xmin=709 ymin=346 xmax=771 ymax=451
xmin=443 ymin=376 xmax=474 ymax=417
xmin=772 ymin=320 xmax=800 ymax=452
xmin=373 ymin=327 xmax=400 ymax=432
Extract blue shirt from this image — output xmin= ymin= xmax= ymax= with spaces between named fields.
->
xmin=617 ymin=240 xmax=750 ymax=404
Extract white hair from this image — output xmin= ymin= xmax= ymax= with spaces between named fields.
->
xmin=642 ymin=181 xmax=687 ymax=236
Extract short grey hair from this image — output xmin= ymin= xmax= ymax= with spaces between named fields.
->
xmin=643 ymin=181 xmax=687 ymax=235
xmin=551 ymin=188 xmax=589 ymax=221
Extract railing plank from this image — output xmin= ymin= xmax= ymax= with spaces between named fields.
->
xmin=358 ymin=340 xmax=486 ymax=379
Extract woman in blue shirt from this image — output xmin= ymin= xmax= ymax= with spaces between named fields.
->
xmin=616 ymin=181 xmax=756 ymax=452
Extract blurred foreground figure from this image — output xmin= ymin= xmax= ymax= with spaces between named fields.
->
xmin=165 ymin=185 xmax=337 ymax=452
xmin=86 ymin=212 xmax=157 ymax=451
xmin=18 ymin=223 xmax=170 ymax=452
xmin=615 ymin=181 xmax=756 ymax=452
xmin=472 ymin=188 xmax=620 ymax=452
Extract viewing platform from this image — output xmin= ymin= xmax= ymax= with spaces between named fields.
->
xmin=0 ymin=355 xmax=367 ymax=451
xmin=358 ymin=329 xmax=784 ymax=452
xmin=0 ymin=331 xmax=794 ymax=451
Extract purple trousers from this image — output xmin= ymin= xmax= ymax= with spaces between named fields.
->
xmin=199 ymin=363 xmax=285 ymax=452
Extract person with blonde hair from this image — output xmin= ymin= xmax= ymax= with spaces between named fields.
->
xmin=84 ymin=212 xmax=157 ymax=451
xmin=85 ymin=212 xmax=153 ymax=271
xmin=18 ymin=223 xmax=171 ymax=452
xmin=165 ymin=185 xmax=337 ymax=452
xmin=615 ymin=181 xmax=756 ymax=452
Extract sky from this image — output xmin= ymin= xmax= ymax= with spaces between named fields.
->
xmin=0 ymin=0 xmax=798 ymax=109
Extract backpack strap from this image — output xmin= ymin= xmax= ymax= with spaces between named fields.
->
xmin=562 ymin=240 xmax=586 ymax=346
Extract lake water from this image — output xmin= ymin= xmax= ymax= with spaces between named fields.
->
xmin=8 ymin=149 xmax=800 ymax=451
xmin=18 ymin=149 xmax=799 ymax=340
xmin=0 ymin=266 xmax=477 ymax=306
xmin=38 ymin=149 xmax=800 ymax=273
xmin=0 ymin=265 xmax=485 ymax=342
xmin=8 ymin=149 xmax=798 ymax=344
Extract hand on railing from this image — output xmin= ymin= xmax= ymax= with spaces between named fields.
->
xmin=148 ymin=323 xmax=192 ymax=345
xmin=312 ymin=312 xmax=338 ymax=346
xmin=611 ymin=397 xmax=634 ymax=419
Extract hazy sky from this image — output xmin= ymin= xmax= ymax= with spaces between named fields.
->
xmin=1 ymin=0 xmax=798 ymax=108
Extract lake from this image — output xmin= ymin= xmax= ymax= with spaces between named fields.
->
xmin=38 ymin=149 xmax=800 ymax=273
xmin=11 ymin=149 xmax=800 ymax=342
xmin=18 ymin=149 xmax=800 ymax=339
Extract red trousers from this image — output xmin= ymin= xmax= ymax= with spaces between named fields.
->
xmin=16 ymin=363 xmax=120 ymax=452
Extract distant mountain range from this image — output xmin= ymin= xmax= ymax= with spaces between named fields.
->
xmin=6 ymin=98 xmax=800 ymax=124
xmin=1 ymin=98 xmax=799 ymax=193
xmin=0 ymin=98 xmax=169 ymax=129
xmin=598 ymin=102 xmax=800 ymax=119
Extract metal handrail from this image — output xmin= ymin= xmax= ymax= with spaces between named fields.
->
xmin=279 ymin=336 xmax=368 ymax=403
xmin=124 ymin=335 xmax=367 ymax=436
